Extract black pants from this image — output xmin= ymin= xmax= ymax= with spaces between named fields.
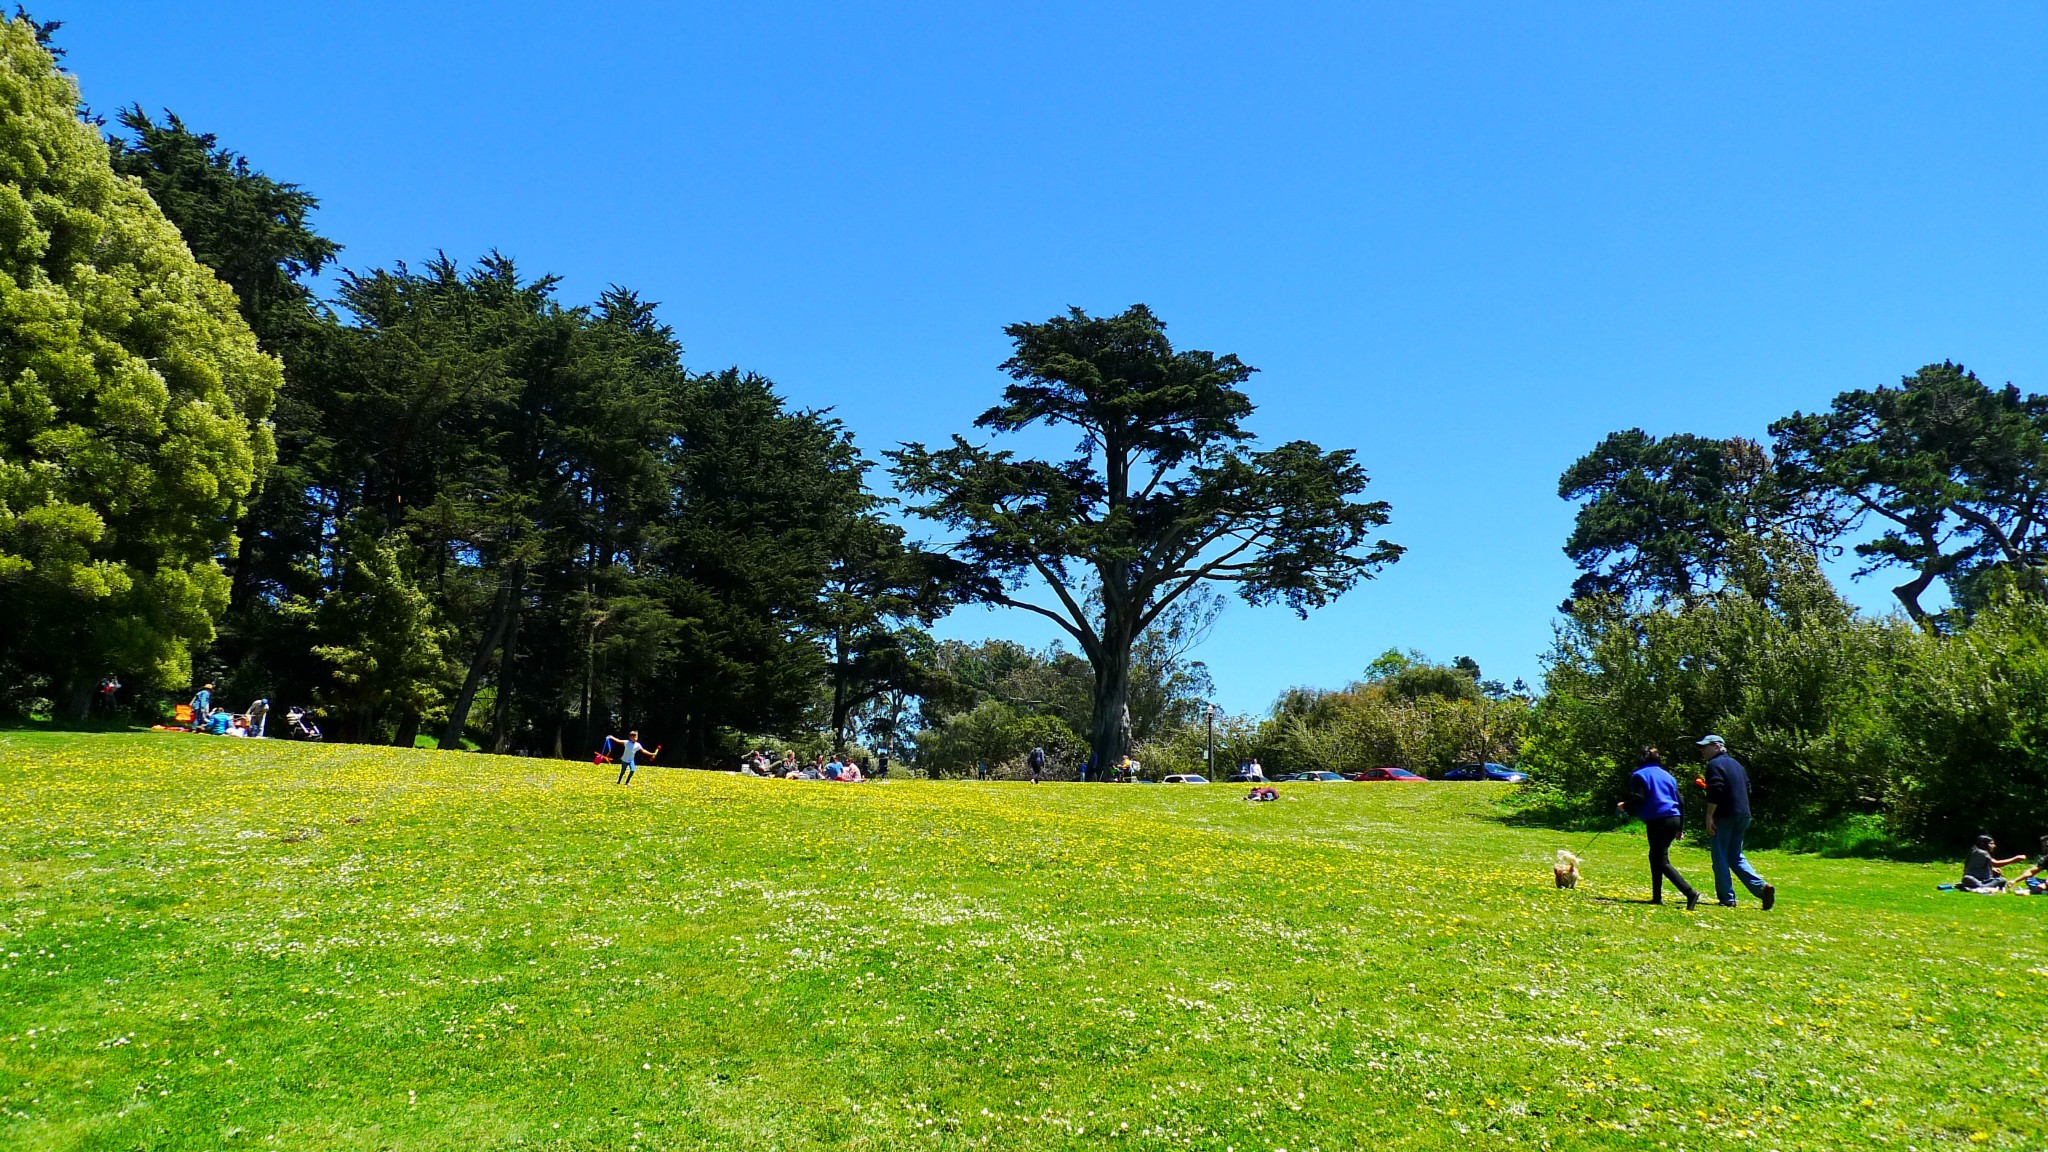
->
xmin=1646 ymin=816 xmax=1697 ymax=903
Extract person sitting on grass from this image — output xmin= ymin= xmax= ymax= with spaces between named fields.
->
xmin=1989 ymin=835 xmax=2048 ymax=894
xmin=840 ymin=760 xmax=865 ymax=783
xmin=1960 ymin=834 xmax=2026 ymax=892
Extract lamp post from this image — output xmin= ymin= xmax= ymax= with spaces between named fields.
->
xmin=1205 ymin=703 xmax=1217 ymax=778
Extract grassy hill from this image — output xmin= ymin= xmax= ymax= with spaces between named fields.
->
xmin=1 ymin=731 xmax=2042 ymax=1150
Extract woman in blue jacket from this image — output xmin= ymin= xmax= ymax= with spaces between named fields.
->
xmin=1617 ymin=747 xmax=1700 ymax=909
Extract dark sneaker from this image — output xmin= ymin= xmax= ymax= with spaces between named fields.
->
xmin=1686 ymin=891 xmax=1699 ymax=911
xmin=1760 ymin=885 xmax=1776 ymax=911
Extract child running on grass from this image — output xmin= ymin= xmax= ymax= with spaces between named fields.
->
xmin=605 ymin=730 xmax=658 ymax=785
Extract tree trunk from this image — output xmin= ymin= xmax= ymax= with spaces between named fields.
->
xmin=440 ymin=564 xmax=521 ymax=748
xmin=1892 ymin=571 xmax=1935 ymax=627
xmin=393 ymin=709 xmax=421 ymax=748
xmin=1088 ymin=644 xmax=1135 ymax=778
xmin=830 ymin=630 xmax=850 ymax=753
xmin=491 ymin=590 xmax=524 ymax=754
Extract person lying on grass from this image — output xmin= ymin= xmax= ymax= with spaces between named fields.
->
xmin=1960 ymin=834 xmax=2027 ymax=892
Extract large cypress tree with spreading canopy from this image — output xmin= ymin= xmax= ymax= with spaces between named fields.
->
xmin=892 ymin=305 xmax=1401 ymax=772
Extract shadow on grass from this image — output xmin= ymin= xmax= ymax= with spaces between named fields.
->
xmin=1 ymin=716 xmax=156 ymax=735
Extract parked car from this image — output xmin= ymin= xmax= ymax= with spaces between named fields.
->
xmin=1282 ymin=770 xmax=1349 ymax=782
xmin=1161 ymin=774 xmax=1209 ymax=784
xmin=1352 ymin=766 xmax=1428 ymax=782
xmin=1442 ymin=761 xmax=1527 ymax=783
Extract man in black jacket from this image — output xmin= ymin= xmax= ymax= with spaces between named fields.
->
xmin=1698 ymin=735 xmax=1775 ymax=910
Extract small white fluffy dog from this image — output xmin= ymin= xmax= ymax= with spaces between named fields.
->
xmin=1554 ymin=850 xmax=1582 ymax=889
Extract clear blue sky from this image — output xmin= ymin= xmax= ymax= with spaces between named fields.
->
xmin=57 ymin=2 xmax=2048 ymax=714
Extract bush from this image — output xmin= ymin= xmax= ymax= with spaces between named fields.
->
xmin=1881 ymin=597 xmax=2048 ymax=848
xmin=1514 ymin=551 xmax=1900 ymax=840
xmin=912 ymin=700 xmax=1085 ymax=778
xmin=1513 ymin=538 xmax=2048 ymax=854
xmin=1264 ymin=682 xmax=1528 ymax=777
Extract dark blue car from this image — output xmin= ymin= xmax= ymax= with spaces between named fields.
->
xmin=1442 ymin=761 xmax=1527 ymax=782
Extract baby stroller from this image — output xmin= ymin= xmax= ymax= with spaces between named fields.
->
xmin=283 ymin=707 xmax=323 ymax=742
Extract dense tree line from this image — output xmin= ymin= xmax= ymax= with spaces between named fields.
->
xmin=1536 ymin=364 xmax=2048 ymax=850
xmin=0 ymin=21 xmax=955 ymax=761
xmin=4 ymin=20 xmax=1407 ymax=770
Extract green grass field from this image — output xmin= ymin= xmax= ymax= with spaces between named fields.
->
xmin=2 ymin=732 xmax=2042 ymax=1150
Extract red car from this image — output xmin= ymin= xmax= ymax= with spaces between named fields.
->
xmin=1351 ymin=766 xmax=1428 ymax=782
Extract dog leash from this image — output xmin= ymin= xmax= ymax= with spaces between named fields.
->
xmin=1575 ymin=828 xmax=1610 ymax=854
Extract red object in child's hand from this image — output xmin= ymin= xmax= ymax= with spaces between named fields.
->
xmin=1694 ymin=777 xmax=1707 ymax=789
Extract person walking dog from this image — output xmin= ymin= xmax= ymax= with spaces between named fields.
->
xmin=1698 ymin=735 xmax=1775 ymax=910
xmin=1617 ymin=746 xmax=1699 ymax=909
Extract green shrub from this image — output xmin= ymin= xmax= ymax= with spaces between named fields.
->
xmin=1515 ymin=544 xmax=1903 ymax=842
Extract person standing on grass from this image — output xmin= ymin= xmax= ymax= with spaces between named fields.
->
xmin=1028 ymin=745 xmax=1047 ymax=784
xmin=246 ymin=698 xmax=270 ymax=738
xmin=1616 ymin=746 xmax=1699 ymax=910
xmin=606 ymin=730 xmax=657 ymax=785
xmin=1698 ymin=735 xmax=1775 ymax=910
xmin=189 ymin=682 xmax=213 ymax=729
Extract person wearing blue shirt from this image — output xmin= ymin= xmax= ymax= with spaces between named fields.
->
xmin=1617 ymin=746 xmax=1699 ymax=909
xmin=1698 ymin=735 xmax=1776 ymax=910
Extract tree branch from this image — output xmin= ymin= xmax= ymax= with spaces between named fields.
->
xmin=994 ymin=592 xmax=1100 ymax=658
xmin=1136 ymin=536 xmax=1263 ymax=633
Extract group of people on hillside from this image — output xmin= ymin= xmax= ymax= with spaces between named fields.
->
xmin=1956 ymin=835 xmax=2048 ymax=895
xmin=1617 ymin=735 xmax=2045 ymax=906
xmin=1613 ymin=736 xmax=1776 ymax=911
xmin=185 ymin=683 xmax=271 ymax=739
xmin=735 ymin=748 xmax=884 ymax=782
